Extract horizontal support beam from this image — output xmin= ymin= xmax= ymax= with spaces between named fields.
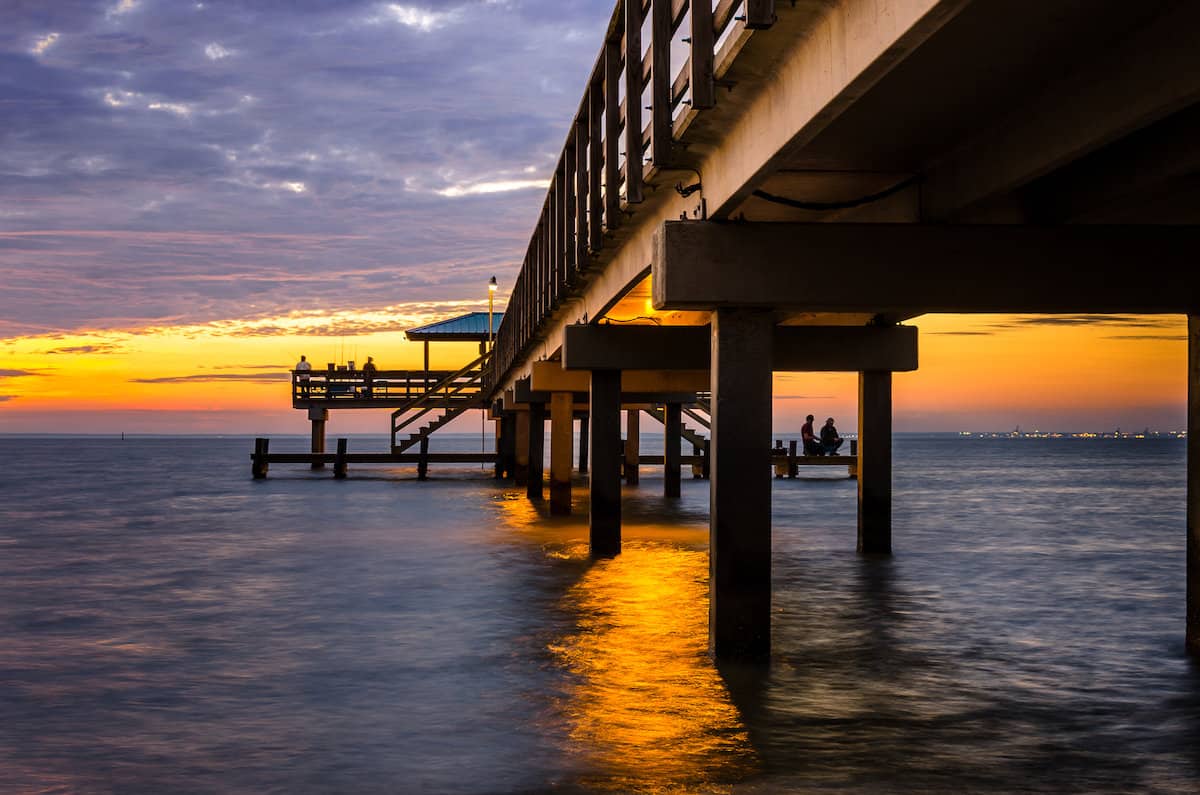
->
xmin=653 ymin=221 xmax=1200 ymax=313
xmin=531 ymin=360 xmax=709 ymax=393
xmin=775 ymin=326 xmax=916 ymax=371
xmin=563 ymin=323 xmax=917 ymax=372
xmin=511 ymin=377 xmax=696 ymax=407
xmin=563 ymin=325 xmax=711 ymax=370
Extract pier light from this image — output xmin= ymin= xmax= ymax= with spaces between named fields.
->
xmin=488 ymin=275 xmax=498 ymax=347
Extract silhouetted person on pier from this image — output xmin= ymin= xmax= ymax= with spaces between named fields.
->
xmin=295 ymin=355 xmax=312 ymax=396
xmin=801 ymin=414 xmax=822 ymax=456
xmin=820 ymin=417 xmax=844 ymax=455
xmin=361 ymin=356 xmax=377 ymax=397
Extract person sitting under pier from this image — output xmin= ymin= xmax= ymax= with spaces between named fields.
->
xmin=820 ymin=417 xmax=844 ymax=455
xmin=801 ymin=414 xmax=823 ymax=456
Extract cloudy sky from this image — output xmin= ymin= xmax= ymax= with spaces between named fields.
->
xmin=2 ymin=0 xmax=608 ymax=337
xmin=0 ymin=0 xmax=1189 ymax=433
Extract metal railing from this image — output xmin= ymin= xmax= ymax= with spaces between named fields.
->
xmin=487 ymin=0 xmax=774 ymax=393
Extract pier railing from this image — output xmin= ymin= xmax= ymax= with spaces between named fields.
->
xmin=293 ymin=368 xmax=478 ymax=403
xmin=487 ymin=0 xmax=774 ymax=391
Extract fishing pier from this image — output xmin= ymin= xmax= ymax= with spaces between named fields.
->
xmin=256 ymin=0 xmax=1200 ymax=660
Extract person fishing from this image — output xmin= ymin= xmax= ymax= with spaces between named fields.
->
xmin=820 ymin=417 xmax=844 ymax=455
xmin=295 ymin=355 xmax=312 ymax=397
xmin=801 ymin=414 xmax=822 ymax=455
xmin=361 ymin=356 xmax=378 ymax=397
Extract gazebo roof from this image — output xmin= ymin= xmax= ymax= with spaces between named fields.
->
xmin=404 ymin=311 xmax=503 ymax=342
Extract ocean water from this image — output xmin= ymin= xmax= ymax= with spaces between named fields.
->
xmin=0 ymin=433 xmax=1196 ymax=793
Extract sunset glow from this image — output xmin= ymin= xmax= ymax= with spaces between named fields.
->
xmin=0 ymin=310 xmax=1185 ymax=434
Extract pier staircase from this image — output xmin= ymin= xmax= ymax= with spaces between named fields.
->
xmin=390 ymin=350 xmax=491 ymax=453
xmin=643 ymin=394 xmax=711 ymax=449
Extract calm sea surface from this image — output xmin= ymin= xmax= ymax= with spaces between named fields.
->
xmin=1 ymin=433 xmax=1197 ymax=793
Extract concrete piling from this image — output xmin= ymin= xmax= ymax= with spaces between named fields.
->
xmin=710 ymin=309 xmax=773 ymax=660
xmin=550 ymin=392 xmax=573 ymax=515
xmin=590 ymin=370 xmax=622 ymax=557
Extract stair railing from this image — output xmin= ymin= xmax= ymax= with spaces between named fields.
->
xmin=390 ymin=349 xmax=491 ymax=448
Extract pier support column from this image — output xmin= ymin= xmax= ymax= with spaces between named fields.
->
xmin=665 ymin=402 xmax=682 ymax=498
xmin=550 ymin=392 xmax=573 ymax=515
xmin=858 ymin=371 xmax=893 ymax=554
xmin=624 ymin=409 xmax=640 ymax=485
xmin=308 ymin=407 xmax=328 ymax=469
xmin=578 ymin=412 xmax=590 ymax=474
xmin=493 ymin=415 xmax=503 ymax=479
xmin=1188 ymin=314 xmax=1200 ymax=655
xmin=514 ymin=410 xmax=531 ymax=487
xmin=710 ymin=309 xmax=773 ymax=660
xmin=590 ymin=370 xmax=622 ymax=557
xmin=528 ymin=402 xmax=546 ymax=501
xmin=500 ymin=413 xmax=517 ymax=481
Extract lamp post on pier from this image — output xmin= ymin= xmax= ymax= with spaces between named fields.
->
xmin=488 ymin=275 xmax=498 ymax=349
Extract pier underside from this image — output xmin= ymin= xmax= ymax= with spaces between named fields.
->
xmin=266 ymin=0 xmax=1200 ymax=659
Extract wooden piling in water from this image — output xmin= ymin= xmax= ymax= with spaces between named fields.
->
xmin=417 ymin=437 xmax=430 ymax=481
xmin=252 ymin=437 xmax=269 ymax=479
xmin=334 ymin=438 xmax=348 ymax=479
xmin=309 ymin=407 xmax=328 ymax=469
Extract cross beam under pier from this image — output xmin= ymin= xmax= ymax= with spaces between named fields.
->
xmin=562 ymin=323 xmax=917 ymax=372
xmin=653 ymin=221 xmax=1200 ymax=313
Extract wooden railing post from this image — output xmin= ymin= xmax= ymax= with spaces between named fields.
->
xmin=588 ymin=76 xmax=604 ymax=249
xmin=604 ymin=36 xmax=622 ymax=230
xmin=650 ymin=0 xmax=672 ymax=166
xmin=575 ymin=117 xmax=589 ymax=268
xmin=624 ymin=0 xmax=644 ymax=203
xmin=690 ymin=0 xmax=715 ymax=109
xmin=563 ymin=142 xmax=576 ymax=283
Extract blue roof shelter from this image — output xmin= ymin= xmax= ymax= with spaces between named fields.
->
xmin=405 ymin=311 xmax=504 ymax=342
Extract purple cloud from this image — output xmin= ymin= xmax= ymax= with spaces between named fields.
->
xmin=0 ymin=1 xmax=613 ymax=336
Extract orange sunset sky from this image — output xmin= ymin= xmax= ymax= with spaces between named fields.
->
xmin=0 ymin=308 xmax=1187 ymax=435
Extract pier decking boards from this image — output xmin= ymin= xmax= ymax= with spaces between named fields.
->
xmin=259 ymin=0 xmax=1200 ymax=659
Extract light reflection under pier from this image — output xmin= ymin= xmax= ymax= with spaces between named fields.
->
xmin=549 ymin=540 xmax=759 ymax=792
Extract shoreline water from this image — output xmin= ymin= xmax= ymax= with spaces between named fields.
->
xmin=1 ymin=435 xmax=1195 ymax=792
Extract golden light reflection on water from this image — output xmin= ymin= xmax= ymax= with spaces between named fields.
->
xmin=550 ymin=541 xmax=759 ymax=792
